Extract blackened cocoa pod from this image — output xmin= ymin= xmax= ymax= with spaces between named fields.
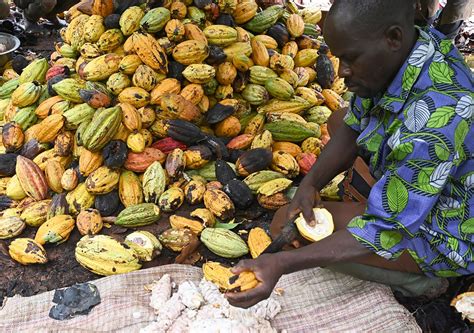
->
xmin=114 ymin=0 xmax=141 ymax=14
xmin=166 ymin=119 xmax=206 ymax=145
xmin=267 ymin=23 xmax=289 ymax=48
xmin=0 ymin=153 xmax=18 ymax=176
xmin=0 ymin=195 xmax=17 ymax=211
xmin=94 ymin=190 xmax=120 ymax=217
xmin=315 ymin=52 xmax=335 ymax=89
xmin=233 ymin=70 xmax=249 ymax=93
xmin=194 ymin=0 xmax=212 ymax=9
xmin=223 ymin=179 xmax=254 ymax=209
xmin=104 ymin=14 xmax=121 ymax=29
xmin=228 ymin=149 xmax=244 ymax=163
xmin=47 ymin=193 xmax=69 ymax=219
xmin=205 ymin=45 xmax=227 ymax=66
xmin=215 ymin=159 xmax=237 ymax=185
xmin=12 ymin=55 xmax=29 ymax=75
xmin=47 ymin=75 xmax=67 ymax=96
xmin=203 ymin=136 xmax=229 ymax=160
xmin=236 ymin=148 xmax=273 ymax=176
xmin=20 ymin=139 xmax=48 ymax=160
xmin=216 ymin=13 xmax=235 ymax=27
xmin=168 ymin=61 xmax=185 ymax=82
xmin=102 ymin=140 xmax=128 ymax=169
xmin=206 ymin=103 xmax=234 ymax=124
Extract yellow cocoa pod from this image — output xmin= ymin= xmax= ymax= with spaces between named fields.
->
xmin=34 ymin=214 xmax=75 ymax=245
xmin=20 ymin=200 xmax=51 ymax=227
xmin=248 ymin=227 xmax=271 ymax=258
xmin=216 ymin=62 xmax=237 ymax=86
xmin=169 ymin=215 xmax=203 ymax=234
xmin=119 ymin=170 xmax=143 ymax=207
xmin=202 ymin=261 xmax=258 ymax=291
xmin=76 ymin=208 xmax=103 ymax=235
xmin=9 ymin=238 xmax=48 ymax=265
xmin=85 ymin=166 xmax=120 ymax=195
xmin=118 ymin=87 xmax=150 ymax=108
xmin=45 ymin=159 xmax=65 ymax=193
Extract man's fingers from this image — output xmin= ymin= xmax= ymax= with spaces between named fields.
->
xmin=302 ymin=206 xmax=316 ymax=225
xmin=230 ymin=259 xmax=255 ymax=274
xmin=225 ymin=285 xmax=268 ymax=308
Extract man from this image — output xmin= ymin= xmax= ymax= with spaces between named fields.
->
xmin=226 ymin=0 xmax=473 ymax=309
xmin=13 ymin=0 xmax=79 ymax=36
xmin=416 ymin=0 xmax=473 ymax=39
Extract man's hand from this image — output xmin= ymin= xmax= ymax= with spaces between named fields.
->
xmin=225 ymin=254 xmax=284 ymax=309
xmin=285 ymin=182 xmax=320 ymax=226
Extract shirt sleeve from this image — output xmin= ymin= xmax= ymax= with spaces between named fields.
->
xmin=347 ymin=135 xmax=458 ymax=261
xmin=343 ymin=95 xmax=363 ymax=133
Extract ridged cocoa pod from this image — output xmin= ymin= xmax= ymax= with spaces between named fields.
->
xmin=119 ymin=171 xmax=143 ymax=207
xmin=20 ymin=140 xmax=47 ymax=160
xmin=184 ymin=145 xmax=213 ymax=169
xmin=79 ymin=149 xmax=104 ymax=177
xmin=257 ymin=192 xmax=289 ymax=210
xmin=159 ymin=228 xmax=194 ymax=252
xmin=48 ymin=193 xmax=69 ymax=220
xmin=102 ymin=140 xmax=128 ymax=168
xmin=16 ymin=156 xmax=49 ymax=200
xmin=151 ymin=137 xmax=187 ymax=154
xmin=203 ymin=188 xmax=235 ymax=221
xmin=235 ymin=148 xmax=273 ymax=177
xmin=85 ymin=166 xmax=120 ymax=194
xmin=94 ymin=190 xmax=120 ymax=216
xmin=54 ymin=131 xmax=74 ymax=157
xmin=124 ymin=148 xmax=166 ymax=173
xmin=61 ymin=168 xmax=79 ymax=191
xmin=184 ymin=179 xmax=206 ymax=205
xmin=45 ymin=159 xmax=65 ymax=193
xmin=159 ymin=187 xmax=185 ymax=212
xmin=20 ymin=199 xmax=51 ymax=227
xmin=76 ymin=208 xmax=103 ymax=235
xmin=0 ymin=195 xmax=17 ymax=211
xmin=165 ymin=148 xmax=186 ymax=180
xmin=271 ymin=150 xmax=300 ymax=178
xmin=2 ymin=123 xmax=25 ymax=152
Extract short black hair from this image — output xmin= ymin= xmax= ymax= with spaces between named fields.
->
xmin=327 ymin=0 xmax=416 ymax=35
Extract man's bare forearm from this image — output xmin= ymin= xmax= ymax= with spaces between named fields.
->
xmin=275 ymin=229 xmax=372 ymax=275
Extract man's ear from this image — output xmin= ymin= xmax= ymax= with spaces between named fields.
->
xmin=384 ymin=25 xmax=403 ymax=51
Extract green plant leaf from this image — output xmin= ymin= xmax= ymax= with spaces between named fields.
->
xmin=427 ymin=106 xmax=455 ymax=128
xmin=439 ymin=39 xmax=452 ymax=55
xmin=417 ymin=167 xmax=439 ymax=194
xmin=366 ymin=133 xmax=383 ymax=153
xmin=386 ymin=177 xmax=408 ymax=213
xmin=447 ymin=237 xmax=459 ymax=252
xmin=435 ymin=270 xmax=461 ymax=278
xmin=429 ymin=61 xmax=453 ymax=84
xmin=402 ymin=65 xmax=421 ymax=91
xmin=454 ymin=119 xmax=469 ymax=152
xmin=348 ymin=217 xmax=367 ymax=229
xmin=461 ymin=218 xmax=474 ymax=234
xmin=214 ymin=219 xmax=240 ymax=230
xmin=380 ymin=230 xmax=403 ymax=250
xmin=435 ymin=143 xmax=450 ymax=161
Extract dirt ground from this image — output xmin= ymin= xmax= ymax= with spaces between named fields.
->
xmin=0 ymin=202 xmax=272 ymax=300
xmin=0 ymin=18 xmax=473 ymax=332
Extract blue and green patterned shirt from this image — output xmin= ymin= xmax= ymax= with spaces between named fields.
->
xmin=344 ymin=27 xmax=473 ymax=278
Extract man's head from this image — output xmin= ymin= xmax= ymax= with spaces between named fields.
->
xmin=323 ymin=0 xmax=417 ymax=98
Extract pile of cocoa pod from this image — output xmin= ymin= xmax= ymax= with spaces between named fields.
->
xmin=0 ymin=0 xmax=349 ymax=275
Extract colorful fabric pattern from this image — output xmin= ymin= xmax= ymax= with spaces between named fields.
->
xmin=344 ymin=27 xmax=473 ymax=277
